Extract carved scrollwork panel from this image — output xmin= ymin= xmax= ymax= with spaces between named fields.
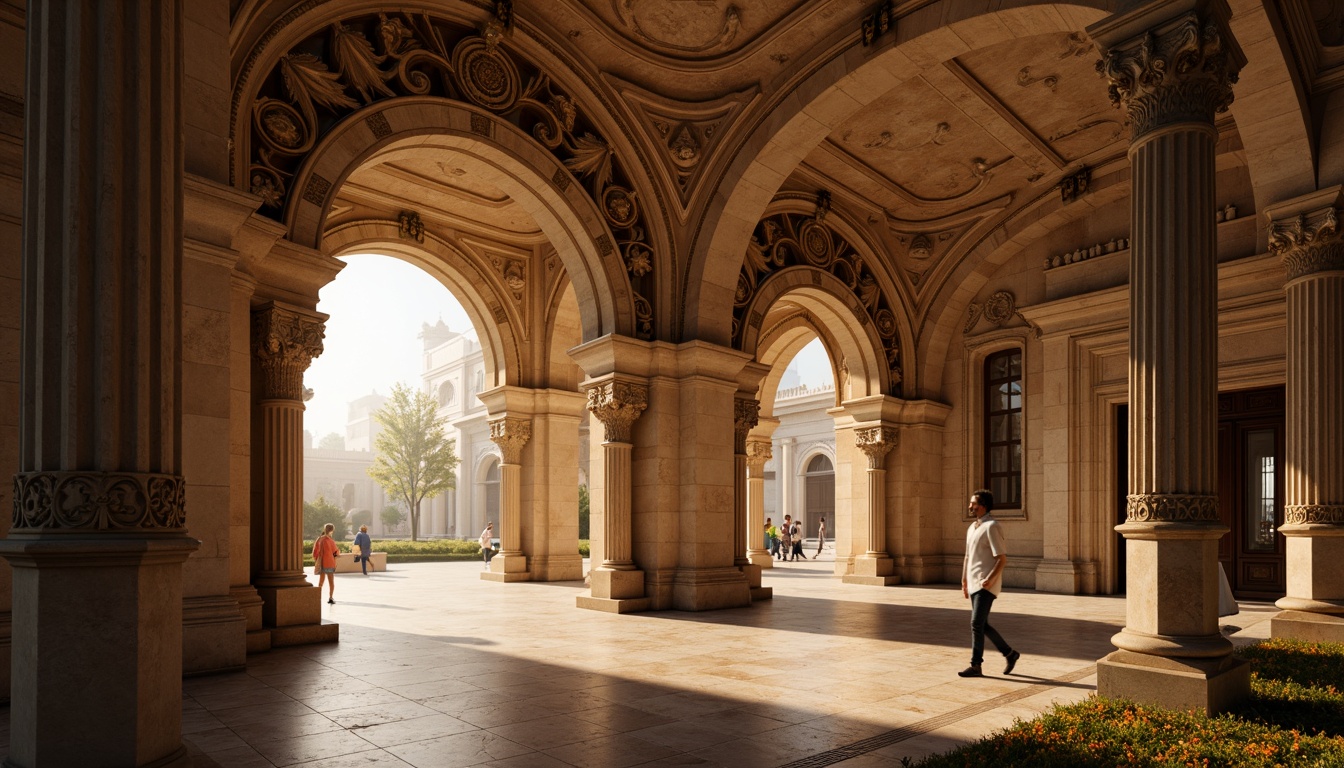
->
xmin=1125 ymin=493 xmax=1220 ymax=523
xmin=1284 ymin=505 xmax=1344 ymax=526
xmin=13 ymin=471 xmax=187 ymax=532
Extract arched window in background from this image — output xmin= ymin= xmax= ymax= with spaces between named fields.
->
xmin=802 ymin=454 xmax=835 ymax=538
xmin=984 ymin=348 xmax=1023 ymax=508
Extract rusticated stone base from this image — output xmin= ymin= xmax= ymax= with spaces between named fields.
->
xmin=844 ymin=555 xmax=899 ymax=586
xmin=258 ymin=584 xmax=322 ymax=628
xmin=484 ymin=552 xmax=530 ymax=583
xmin=246 ymin=630 xmax=273 ymax=654
xmin=749 ymin=586 xmax=774 ymax=601
xmin=589 ymin=567 xmax=645 ymax=600
xmin=1097 ymin=650 xmax=1250 ymax=714
xmin=182 ymin=595 xmax=247 ymax=675
xmin=529 ymin=554 xmax=584 ymax=582
xmin=671 ymin=567 xmax=751 ymax=611
xmin=270 ymin=620 xmax=339 ymax=648
xmin=1271 ymin=610 xmax=1344 ymax=644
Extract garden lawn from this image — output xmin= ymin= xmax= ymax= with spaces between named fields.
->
xmin=914 ymin=638 xmax=1344 ymax=768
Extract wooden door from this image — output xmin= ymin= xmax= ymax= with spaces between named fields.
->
xmin=1216 ymin=388 xmax=1286 ymax=600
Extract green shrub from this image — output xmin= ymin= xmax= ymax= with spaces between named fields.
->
xmin=301 ymin=537 xmax=591 ymax=565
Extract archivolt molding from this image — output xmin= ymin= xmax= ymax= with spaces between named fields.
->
xmin=733 ymin=207 xmax=906 ymax=395
xmin=233 ymin=6 xmax=657 ymax=341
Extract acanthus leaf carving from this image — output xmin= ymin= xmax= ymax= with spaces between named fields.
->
xmin=252 ymin=303 xmax=327 ymax=400
xmin=964 ymin=290 xmax=1041 ymax=339
xmin=733 ymin=397 xmax=760 ymax=454
xmin=1267 ymin=206 xmax=1344 ymax=281
xmin=587 ymin=381 xmax=649 ymax=444
xmin=488 ymin=417 xmax=531 ymax=464
xmin=854 ymin=426 xmax=898 ymax=468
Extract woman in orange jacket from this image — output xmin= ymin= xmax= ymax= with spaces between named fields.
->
xmin=312 ymin=523 xmax=341 ymax=605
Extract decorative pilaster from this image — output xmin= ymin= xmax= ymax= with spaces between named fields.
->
xmin=746 ymin=438 xmax=774 ymax=569
xmin=578 ymin=379 xmax=650 ymax=612
xmin=1089 ymin=0 xmax=1248 ymax=714
xmin=1265 ymin=189 xmax=1344 ymax=643
xmin=733 ymin=398 xmax=759 ymax=569
xmin=844 ymin=426 xmax=899 ymax=586
xmin=484 ymin=416 xmax=531 ymax=582
xmin=0 ymin=2 xmax=199 ymax=765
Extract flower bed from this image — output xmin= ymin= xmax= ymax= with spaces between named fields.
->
xmin=913 ymin=639 xmax=1344 ymax=767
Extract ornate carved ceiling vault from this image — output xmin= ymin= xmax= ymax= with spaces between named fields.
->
xmin=232 ymin=6 xmax=659 ymax=340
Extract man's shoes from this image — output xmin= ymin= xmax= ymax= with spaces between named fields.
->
xmin=1004 ymin=650 xmax=1021 ymax=675
xmin=957 ymin=665 xmax=983 ymax=678
xmin=327 ymin=598 xmax=335 ymax=605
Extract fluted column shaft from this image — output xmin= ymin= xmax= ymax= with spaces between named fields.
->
xmin=489 ymin=417 xmax=531 ymax=558
xmin=252 ymin=302 xmax=326 ymax=590
xmin=746 ymin=439 xmax=772 ymax=558
xmin=1090 ymin=0 xmax=1249 ymax=712
xmin=1 ymin=2 xmax=198 ymax=765
xmin=1265 ymin=192 xmax=1344 ymax=631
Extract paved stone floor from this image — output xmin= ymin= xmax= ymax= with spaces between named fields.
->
xmin=4 ymin=555 xmax=1279 ymax=767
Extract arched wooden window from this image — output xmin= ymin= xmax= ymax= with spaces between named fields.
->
xmin=984 ymin=349 xmax=1023 ymax=508
xmin=483 ymin=458 xmax=501 ymax=526
xmin=803 ymin=454 xmax=835 ymax=537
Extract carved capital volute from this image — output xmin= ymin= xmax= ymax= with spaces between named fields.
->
xmin=733 ymin=398 xmax=760 ymax=454
xmin=1268 ymin=206 xmax=1344 ymax=281
xmin=1093 ymin=5 xmax=1243 ymax=139
xmin=855 ymin=426 xmax=898 ymax=469
xmin=488 ymin=417 xmax=532 ymax=465
xmin=586 ymin=380 xmax=648 ymax=444
xmin=252 ymin=302 xmax=327 ymax=400
xmin=745 ymin=437 xmax=773 ymax=469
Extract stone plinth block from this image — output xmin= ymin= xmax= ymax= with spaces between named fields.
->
xmin=529 ymin=554 xmax=584 ymax=582
xmin=481 ymin=552 xmax=532 ymax=583
xmin=1271 ymin=610 xmax=1344 ymax=644
xmin=1097 ymin=649 xmax=1249 ymax=714
xmin=270 ymin=619 xmax=339 ymax=648
xmin=749 ymin=551 xmax=774 ymax=569
xmin=590 ymin=568 xmax=645 ymax=600
xmin=575 ymin=594 xmax=652 ymax=613
xmin=258 ymin=584 xmax=322 ymax=628
xmin=750 ymin=586 xmax=774 ymax=601
xmin=0 ymin=536 xmax=198 ymax=768
xmin=182 ymin=595 xmax=247 ymax=675
xmin=844 ymin=555 xmax=899 ymax=586
xmin=671 ymin=567 xmax=751 ymax=611
xmin=740 ymin=562 xmax=764 ymax=590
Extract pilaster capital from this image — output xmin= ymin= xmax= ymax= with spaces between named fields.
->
xmin=1284 ymin=504 xmax=1344 ymax=526
xmin=252 ymin=302 xmax=327 ymax=400
xmin=745 ymin=437 xmax=773 ymax=469
xmin=12 ymin=471 xmax=186 ymax=533
xmin=1091 ymin=2 xmax=1243 ymax=139
xmin=488 ymin=417 xmax=532 ymax=464
xmin=733 ymin=398 xmax=760 ymax=454
xmin=1267 ymin=206 xmax=1344 ymax=281
xmin=1126 ymin=493 xmax=1220 ymax=523
xmin=586 ymin=380 xmax=648 ymax=444
xmin=855 ymin=426 xmax=898 ymax=469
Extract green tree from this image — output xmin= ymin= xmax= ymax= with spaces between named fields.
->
xmin=367 ymin=382 xmax=459 ymax=541
xmin=349 ymin=508 xmax=373 ymax=531
xmin=303 ymin=495 xmax=345 ymax=542
xmin=318 ymin=432 xmax=346 ymax=451
xmin=380 ymin=504 xmax=406 ymax=533
xmin=578 ymin=483 xmax=590 ymax=540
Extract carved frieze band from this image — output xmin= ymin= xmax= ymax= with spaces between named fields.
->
xmin=1284 ymin=505 xmax=1344 ymax=526
xmin=733 ymin=398 xmax=760 ymax=454
xmin=586 ymin=381 xmax=649 ymax=444
xmin=1125 ymin=493 xmax=1220 ymax=523
xmin=13 ymin=471 xmax=186 ymax=532
xmin=855 ymin=426 xmax=898 ymax=469
xmin=1268 ymin=206 xmax=1344 ymax=281
xmin=488 ymin=417 xmax=532 ymax=464
xmin=252 ymin=304 xmax=326 ymax=400
xmin=1096 ymin=11 xmax=1241 ymax=138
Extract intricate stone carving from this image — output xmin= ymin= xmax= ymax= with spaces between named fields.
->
xmin=240 ymin=11 xmax=656 ymax=340
xmin=1125 ymin=493 xmax=1220 ymax=523
xmin=1095 ymin=10 xmax=1242 ymax=139
xmin=1059 ymin=167 xmax=1091 ymax=204
xmin=813 ymin=190 xmax=832 ymax=222
xmin=587 ymin=381 xmax=649 ymax=443
xmin=13 ymin=471 xmax=186 ymax=532
xmin=1268 ymin=206 xmax=1344 ymax=281
xmin=964 ymin=290 xmax=1041 ymax=338
xmin=735 ymin=212 xmax=902 ymax=390
xmin=745 ymin=438 xmax=773 ymax=467
xmin=398 ymin=210 xmax=425 ymax=242
xmin=253 ymin=304 xmax=326 ymax=400
xmin=1017 ymin=66 xmax=1059 ymax=92
xmin=733 ymin=398 xmax=760 ymax=454
xmin=855 ymin=426 xmax=898 ymax=468
xmin=489 ymin=417 xmax=532 ymax=464
xmin=860 ymin=0 xmax=895 ymax=47
xmin=1284 ymin=504 xmax=1344 ymax=526
xmin=614 ymin=0 xmax=741 ymax=54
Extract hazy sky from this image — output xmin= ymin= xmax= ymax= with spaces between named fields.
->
xmin=304 ymin=254 xmax=834 ymax=440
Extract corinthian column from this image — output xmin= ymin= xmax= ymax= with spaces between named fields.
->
xmin=732 ymin=398 xmax=759 ymax=569
xmin=844 ymin=426 xmax=899 ymax=586
xmin=252 ymin=302 xmax=335 ymax=641
xmin=0 ymin=2 xmax=199 ymax=765
xmin=577 ymin=379 xmax=651 ymax=612
xmin=1265 ymin=189 xmax=1344 ymax=642
xmin=484 ymin=416 xmax=531 ymax=582
xmin=1089 ymin=0 xmax=1248 ymax=713
xmin=746 ymin=438 xmax=774 ymax=569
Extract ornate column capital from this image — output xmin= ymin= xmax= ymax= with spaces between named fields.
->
xmin=1268 ymin=206 xmax=1344 ymax=281
xmin=855 ymin=426 xmax=898 ymax=469
xmin=488 ymin=417 xmax=532 ymax=465
xmin=745 ymin=437 xmax=773 ymax=470
xmin=12 ymin=471 xmax=186 ymax=533
xmin=252 ymin=302 xmax=326 ymax=400
xmin=733 ymin=398 xmax=760 ymax=455
xmin=586 ymin=380 xmax=648 ymax=444
xmin=1091 ymin=3 xmax=1244 ymax=139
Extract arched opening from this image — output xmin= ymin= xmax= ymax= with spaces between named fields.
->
xmin=803 ymin=453 xmax=837 ymax=548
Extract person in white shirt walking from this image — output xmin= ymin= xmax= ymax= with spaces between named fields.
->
xmin=959 ymin=489 xmax=1020 ymax=678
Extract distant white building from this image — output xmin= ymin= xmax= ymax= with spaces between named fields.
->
xmin=763 ymin=382 xmax=837 ymax=538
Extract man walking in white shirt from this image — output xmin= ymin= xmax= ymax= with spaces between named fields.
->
xmin=959 ymin=489 xmax=1020 ymax=678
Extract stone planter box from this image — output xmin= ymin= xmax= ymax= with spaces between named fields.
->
xmin=334 ymin=552 xmax=387 ymax=573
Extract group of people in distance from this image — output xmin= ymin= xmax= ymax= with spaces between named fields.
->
xmin=765 ymin=514 xmax=825 ymax=561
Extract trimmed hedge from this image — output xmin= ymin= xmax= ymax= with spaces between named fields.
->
xmin=301 ymin=538 xmax=590 ymax=565
xmin=913 ymin=639 xmax=1344 ymax=767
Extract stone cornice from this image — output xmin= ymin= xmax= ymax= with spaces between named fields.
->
xmin=12 ymin=471 xmax=186 ymax=533
xmin=1091 ymin=2 xmax=1244 ymax=139
xmin=252 ymin=302 xmax=327 ymax=400
xmin=586 ymin=380 xmax=648 ymax=443
xmin=488 ymin=417 xmax=532 ymax=464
